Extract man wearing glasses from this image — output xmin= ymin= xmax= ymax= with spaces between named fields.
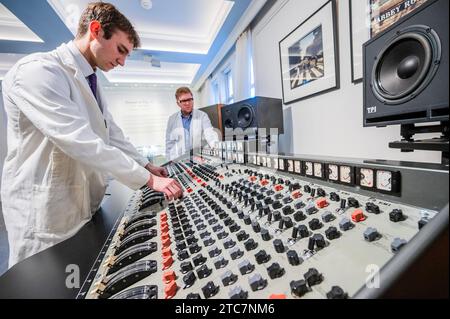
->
xmin=165 ymin=87 xmax=219 ymax=161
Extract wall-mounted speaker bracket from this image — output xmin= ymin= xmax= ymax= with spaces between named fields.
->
xmin=389 ymin=121 xmax=449 ymax=165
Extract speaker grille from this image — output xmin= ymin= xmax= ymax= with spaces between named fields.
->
xmin=371 ymin=25 xmax=441 ymax=105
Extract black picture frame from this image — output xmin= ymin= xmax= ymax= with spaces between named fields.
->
xmin=278 ymin=0 xmax=339 ymax=105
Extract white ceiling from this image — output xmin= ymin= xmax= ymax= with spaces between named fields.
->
xmin=0 ymin=3 xmax=43 ymax=43
xmin=0 ymin=0 xmax=260 ymax=86
xmin=48 ymin=0 xmax=234 ymax=54
xmin=46 ymin=0 xmax=233 ymax=85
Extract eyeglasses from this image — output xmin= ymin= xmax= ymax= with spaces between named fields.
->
xmin=178 ymin=98 xmax=194 ymax=104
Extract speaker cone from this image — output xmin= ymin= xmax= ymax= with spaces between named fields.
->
xmin=371 ymin=25 xmax=441 ymax=105
xmin=237 ymin=104 xmax=254 ymax=129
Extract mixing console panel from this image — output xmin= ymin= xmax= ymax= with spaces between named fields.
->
xmin=78 ymin=156 xmax=441 ymax=299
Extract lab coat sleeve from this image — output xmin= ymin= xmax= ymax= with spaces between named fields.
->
xmin=10 ymin=60 xmax=150 ymax=190
xmin=105 ymin=109 xmax=149 ymax=167
xmin=201 ymin=112 xmax=219 ymax=148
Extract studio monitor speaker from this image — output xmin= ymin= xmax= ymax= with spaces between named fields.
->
xmin=199 ymin=104 xmax=224 ymax=135
xmin=221 ymin=97 xmax=284 ymax=135
xmin=363 ymin=0 xmax=448 ymax=127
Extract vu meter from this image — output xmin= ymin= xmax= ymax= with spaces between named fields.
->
xmin=340 ymin=166 xmax=353 ymax=184
xmin=328 ymin=164 xmax=339 ymax=181
xmin=314 ymin=163 xmax=323 ymax=178
xmin=294 ymin=160 xmax=301 ymax=174
xmin=359 ymin=168 xmax=374 ymax=188
xmin=376 ymin=170 xmax=392 ymax=191
xmin=305 ymin=162 xmax=313 ymax=176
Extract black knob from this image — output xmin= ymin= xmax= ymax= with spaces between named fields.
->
xmin=326 ymin=286 xmax=348 ymax=299
xmin=261 ymin=228 xmax=271 ymax=241
xmin=304 ymin=268 xmax=322 ymax=286
xmin=273 ymin=239 xmax=285 ymax=253
xmin=389 ymin=209 xmax=405 ymax=222
xmin=348 ymin=197 xmax=359 ymax=208
xmin=255 ymin=249 xmax=270 ymax=264
xmin=243 ymin=215 xmax=252 ymax=225
xmin=308 ymin=218 xmax=322 ymax=230
xmin=237 ymin=210 xmax=244 ymax=219
xmin=183 ymin=271 xmax=197 ymax=287
xmin=196 ymin=264 xmax=212 ymax=279
xmin=244 ymin=238 xmax=257 ymax=251
xmin=287 ymin=250 xmax=301 ymax=266
xmin=278 ymin=218 xmax=284 ymax=230
xmin=304 ymin=185 xmax=311 ymax=193
xmin=180 ymin=261 xmax=193 ymax=273
xmin=294 ymin=210 xmax=306 ymax=222
xmin=329 ymin=192 xmax=340 ymax=202
xmin=325 ymin=226 xmax=340 ymax=240
xmin=289 ymin=183 xmax=301 ymax=191
xmin=310 ymin=188 xmax=316 ymax=197
xmin=283 ymin=216 xmax=293 ymax=229
xmin=297 ymin=225 xmax=309 ymax=238
xmin=231 ymin=205 xmax=238 ymax=213
xmin=340 ymin=198 xmax=347 ymax=209
xmin=252 ymin=221 xmax=261 ymax=233
xmin=201 ymin=281 xmax=219 ymax=299
xmin=313 ymin=233 xmax=326 ymax=249
xmin=290 ymin=280 xmax=308 ymax=296
xmin=273 ymin=211 xmax=281 ymax=221
xmin=366 ymin=202 xmax=380 ymax=214
xmin=267 ymin=210 xmax=273 ymax=222
xmin=267 ymin=262 xmax=284 ymax=279
xmin=272 ymin=200 xmax=282 ymax=209
xmin=282 ymin=205 xmax=293 ymax=215
xmin=291 ymin=226 xmax=299 ymax=239
xmin=317 ymin=188 xmax=326 ymax=197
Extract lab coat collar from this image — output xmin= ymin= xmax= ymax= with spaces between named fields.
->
xmin=66 ymin=41 xmax=95 ymax=77
xmin=55 ymin=42 xmax=107 ymax=134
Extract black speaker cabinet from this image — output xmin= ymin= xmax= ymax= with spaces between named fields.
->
xmin=363 ymin=0 xmax=448 ymax=127
xmin=198 ymin=104 xmax=224 ymax=136
xmin=221 ymin=96 xmax=284 ymax=136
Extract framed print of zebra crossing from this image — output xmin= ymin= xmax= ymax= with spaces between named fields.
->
xmin=279 ymin=0 xmax=339 ymax=104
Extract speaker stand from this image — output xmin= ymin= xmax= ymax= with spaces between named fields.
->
xmin=389 ymin=121 xmax=449 ymax=165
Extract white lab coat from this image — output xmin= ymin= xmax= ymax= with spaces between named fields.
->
xmin=165 ymin=109 xmax=219 ymax=161
xmin=1 ymin=42 xmax=150 ymax=268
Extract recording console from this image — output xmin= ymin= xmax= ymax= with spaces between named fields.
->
xmin=77 ymin=148 xmax=448 ymax=299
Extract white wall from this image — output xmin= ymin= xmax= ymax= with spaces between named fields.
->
xmin=102 ymin=84 xmax=200 ymax=156
xmin=252 ymin=0 xmax=441 ymax=163
xmin=103 ymin=85 xmax=181 ymax=152
xmin=0 ymin=88 xmax=7 ymax=196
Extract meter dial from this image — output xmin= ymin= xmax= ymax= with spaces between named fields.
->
xmin=340 ymin=166 xmax=353 ymax=184
xmin=274 ymin=158 xmax=279 ymax=170
xmin=313 ymin=163 xmax=323 ymax=178
xmin=305 ymin=162 xmax=313 ymax=176
xmin=266 ymin=157 xmax=272 ymax=168
xmin=360 ymin=168 xmax=374 ymax=188
xmin=287 ymin=160 xmax=294 ymax=172
xmin=294 ymin=160 xmax=301 ymax=174
xmin=328 ymin=164 xmax=339 ymax=181
xmin=279 ymin=159 xmax=285 ymax=170
xmin=376 ymin=170 xmax=392 ymax=191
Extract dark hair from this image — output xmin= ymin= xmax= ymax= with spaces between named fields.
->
xmin=175 ymin=87 xmax=193 ymax=100
xmin=76 ymin=2 xmax=140 ymax=48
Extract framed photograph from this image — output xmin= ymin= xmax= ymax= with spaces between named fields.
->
xmin=350 ymin=0 xmax=430 ymax=83
xmin=279 ymin=0 xmax=339 ymax=104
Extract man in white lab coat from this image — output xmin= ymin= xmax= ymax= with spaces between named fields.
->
xmin=1 ymin=2 xmax=182 ymax=268
xmin=165 ymin=87 xmax=219 ymax=161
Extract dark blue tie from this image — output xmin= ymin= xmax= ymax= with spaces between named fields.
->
xmin=87 ymin=73 xmax=97 ymax=100
xmin=87 ymin=72 xmax=103 ymax=113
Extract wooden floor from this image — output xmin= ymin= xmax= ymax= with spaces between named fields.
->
xmin=0 ymin=202 xmax=9 ymax=276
